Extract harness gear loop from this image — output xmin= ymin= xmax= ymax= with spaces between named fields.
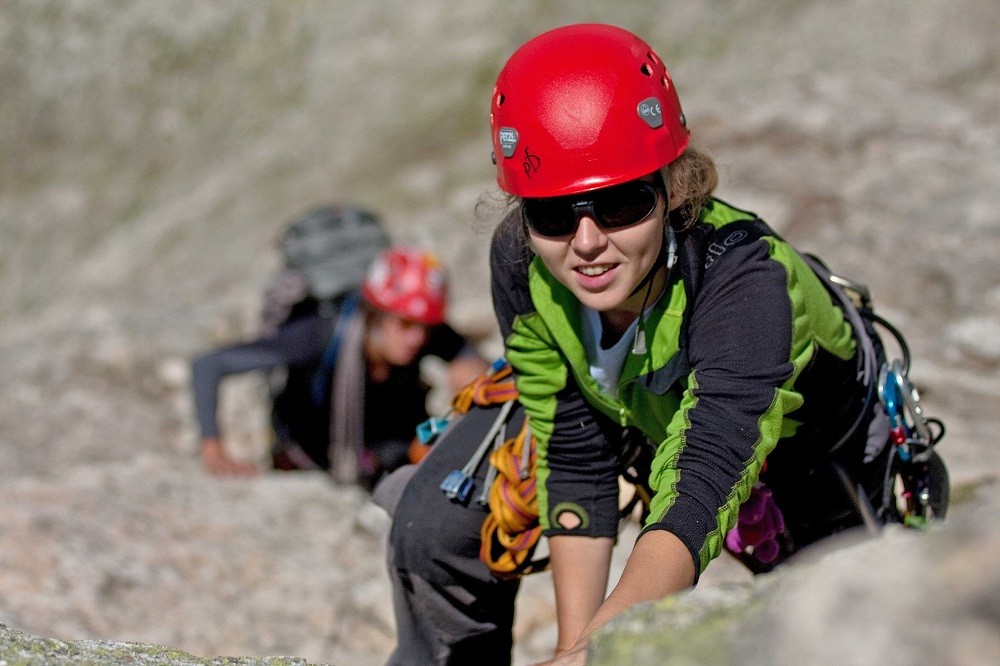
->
xmin=412 ymin=360 xmax=518 ymax=464
xmin=479 ymin=416 xmax=548 ymax=579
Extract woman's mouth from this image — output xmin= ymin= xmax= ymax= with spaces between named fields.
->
xmin=576 ymin=264 xmax=615 ymax=277
xmin=573 ymin=263 xmax=619 ymax=290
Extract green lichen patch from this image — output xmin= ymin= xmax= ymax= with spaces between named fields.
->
xmin=589 ymin=583 xmax=765 ymax=666
xmin=0 ymin=623 xmax=321 ymax=666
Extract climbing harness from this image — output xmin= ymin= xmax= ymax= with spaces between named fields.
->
xmin=421 ymin=357 xmax=521 ymax=503
xmin=425 ymin=364 xmax=663 ymax=579
xmin=439 ymin=400 xmax=513 ymax=504
xmin=804 ymin=254 xmax=949 ymax=531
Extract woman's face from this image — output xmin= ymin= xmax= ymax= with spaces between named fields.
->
xmin=367 ymin=312 xmax=431 ymax=367
xmin=526 ymin=182 xmax=666 ymax=315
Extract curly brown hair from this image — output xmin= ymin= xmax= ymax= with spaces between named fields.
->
xmin=664 ymin=145 xmax=719 ymax=230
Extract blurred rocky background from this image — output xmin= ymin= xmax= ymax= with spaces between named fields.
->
xmin=0 ymin=1 xmax=997 ymax=664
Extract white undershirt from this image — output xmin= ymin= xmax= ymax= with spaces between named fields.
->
xmin=581 ymin=304 xmax=648 ymax=397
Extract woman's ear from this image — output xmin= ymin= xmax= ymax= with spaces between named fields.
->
xmin=659 ymin=165 xmax=685 ymax=213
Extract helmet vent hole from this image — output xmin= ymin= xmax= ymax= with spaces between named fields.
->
xmin=640 ymin=63 xmax=653 ymax=77
xmin=496 ymin=92 xmax=505 ymax=107
xmin=647 ymin=51 xmax=660 ymax=65
xmin=661 ymin=75 xmax=670 ymax=89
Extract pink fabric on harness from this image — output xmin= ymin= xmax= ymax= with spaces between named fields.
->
xmin=724 ymin=483 xmax=786 ymax=565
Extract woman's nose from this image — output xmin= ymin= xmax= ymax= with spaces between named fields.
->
xmin=405 ymin=323 xmax=430 ymax=349
xmin=571 ymin=215 xmax=608 ymax=255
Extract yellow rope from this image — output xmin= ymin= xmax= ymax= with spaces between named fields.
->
xmin=479 ymin=417 xmax=547 ymax=579
xmin=451 ymin=363 xmax=517 ymax=414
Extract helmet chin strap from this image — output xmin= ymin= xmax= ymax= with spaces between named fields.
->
xmin=627 ymin=173 xmax=674 ymax=298
xmin=631 ymin=221 xmax=677 ymax=355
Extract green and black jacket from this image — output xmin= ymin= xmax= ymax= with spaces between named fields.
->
xmin=489 ymin=199 xmax=861 ymax=577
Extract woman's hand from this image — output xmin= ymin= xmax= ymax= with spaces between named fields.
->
xmin=201 ymin=437 xmax=260 ymax=477
xmin=445 ymin=354 xmax=492 ymax=393
xmin=540 ymin=530 xmax=696 ymax=664
xmin=531 ymin=639 xmax=591 ymax=666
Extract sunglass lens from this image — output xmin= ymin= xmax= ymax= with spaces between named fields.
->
xmin=594 ymin=183 xmax=658 ymax=229
xmin=522 ymin=198 xmax=576 ymax=236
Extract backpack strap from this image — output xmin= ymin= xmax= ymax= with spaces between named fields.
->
xmin=800 ymin=253 xmax=881 ymax=453
xmin=688 ymin=220 xmax=883 ymax=454
xmin=310 ymin=292 xmax=361 ymax=406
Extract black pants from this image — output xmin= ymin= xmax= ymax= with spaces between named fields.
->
xmin=382 ymin=402 xmax=525 ymax=666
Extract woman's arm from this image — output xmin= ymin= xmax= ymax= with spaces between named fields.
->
xmin=583 ymin=530 xmax=694 ymax=633
xmin=191 ymin=312 xmax=329 ymax=475
xmin=549 ymin=535 xmax=614 ymax=653
xmin=535 ymin=530 xmax=694 ymax=665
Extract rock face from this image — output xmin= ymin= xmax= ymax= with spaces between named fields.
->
xmin=592 ymin=482 xmax=1000 ymax=666
xmin=0 ymin=1 xmax=997 ymax=665
xmin=0 ymin=456 xmax=397 ymax=665
xmin=0 ymin=622 xmax=317 ymax=666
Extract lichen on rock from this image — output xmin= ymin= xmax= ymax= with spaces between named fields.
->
xmin=0 ymin=622 xmax=323 ymax=666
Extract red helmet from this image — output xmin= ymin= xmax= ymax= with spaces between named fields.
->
xmin=490 ymin=24 xmax=690 ymax=198
xmin=361 ymin=248 xmax=447 ymax=325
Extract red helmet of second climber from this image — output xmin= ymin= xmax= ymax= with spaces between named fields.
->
xmin=361 ymin=248 xmax=447 ymax=326
xmin=490 ymin=23 xmax=690 ymax=198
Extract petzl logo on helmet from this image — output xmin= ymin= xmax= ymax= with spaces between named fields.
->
xmin=637 ymin=97 xmax=663 ymax=129
xmin=498 ymin=127 xmax=519 ymax=158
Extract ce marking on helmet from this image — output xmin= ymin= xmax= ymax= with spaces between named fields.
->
xmin=637 ymin=97 xmax=663 ymax=129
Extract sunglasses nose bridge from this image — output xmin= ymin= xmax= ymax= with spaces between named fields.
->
xmin=572 ymin=199 xmax=605 ymax=230
xmin=570 ymin=200 xmax=596 ymax=223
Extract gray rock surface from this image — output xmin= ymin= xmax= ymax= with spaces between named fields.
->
xmin=593 ymin=481 xmax=1000 ymax=666
xmin=0 ymin=1 xmax=997 ymax=665
xmin=0 ymin=622 xmax=316 ymax=666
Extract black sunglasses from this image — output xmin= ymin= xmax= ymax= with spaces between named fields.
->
xmin=521 ymin=181 xmax=662 ymax=237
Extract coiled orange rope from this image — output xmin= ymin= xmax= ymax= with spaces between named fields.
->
xmin=451 ymin=363 xmax=518 ymax=414
xmin=479 ymin=416 xmax=547 ymax=579
xmin=421 ymin=360 xmax=547 ymax=578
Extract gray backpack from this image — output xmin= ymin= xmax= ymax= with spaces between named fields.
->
xmin=282 ymin=205 xmax=390 ymax=300
xmin=260 ymin=206 xmax=390 ymax=335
